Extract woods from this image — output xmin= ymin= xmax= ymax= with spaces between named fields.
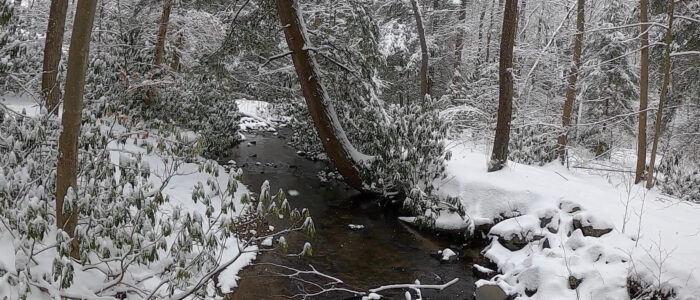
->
xmin=0 ymin=0 xmax=699 ymax=298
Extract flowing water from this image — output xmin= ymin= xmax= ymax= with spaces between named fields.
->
xmin=224 ymin=130 xmax=482 ymax=299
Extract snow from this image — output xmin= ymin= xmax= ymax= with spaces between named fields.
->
xmin=440 ymin=248 xmax=457 ymax=261
xmin=434 ymin=142 xmax=700 ymax=299
xmin=236 ymin=99 xmax=276 ymax=132
xmin=348 ymin=224 xmax=365 ymax=230
xmin=288 ymin=189 xmax=300 ymax=196
xmin=1 ymin=94 xmax=45 ymax=117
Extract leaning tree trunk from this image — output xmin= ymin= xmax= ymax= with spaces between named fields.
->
xmin=453 ymin=0 xmax=467 ymax=71
xmin=274 ymin=0 xmax=366 ymax=191
xmin=488 ymin=0 xmax=518 ymax=172
xmin=556 ymin=0 xmax=584 ymax=164
xmin=646 ymin=0 xmax=674 ymax=189
xmin=41 ymin=0 xmax=69 ymax=115
xmin=55 ymin=0 xmax=98 ymax=259
xmin=411 ymin=0 xmax=430 ymax=102
xmin=635 ymin=0 xmax=649 ymax=184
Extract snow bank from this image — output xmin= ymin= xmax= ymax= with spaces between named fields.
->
xmin=236 ymin=99 xmax=276 ymax=132
xmin=436 ymin=143 xmax=700 ymax=299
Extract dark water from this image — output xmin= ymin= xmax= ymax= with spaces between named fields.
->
xmin=225 ymin=130 xmax=481 ymax=299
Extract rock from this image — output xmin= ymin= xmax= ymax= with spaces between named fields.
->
xmin=497 ymin=234 xmax=544 ymax=251
xmin=572 ymin=212 xmax=613 ymax=237
xmin=472 ymin=264 xmax=496 ymax=280
xmin=439 ymin=248 xmax=458 ymax=263
xmin=490 ymin=215 xmax=544 ymax=251
xmin=541 ymin=237 xmax=551 ymax=249
xmin=559 ymin=200 xmax=582 ymax=214
xmin=568 ymin=275 xmax=583 ymax=289
xmin=475 ymin=284 xmax=509 ymax=300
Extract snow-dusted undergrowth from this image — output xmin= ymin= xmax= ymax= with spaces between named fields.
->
xmin=0 ymin=97 xmax=313 ymax=299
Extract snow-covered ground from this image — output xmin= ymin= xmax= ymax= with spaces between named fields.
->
xmin=433 ymin=141 xmax=700 ymax=299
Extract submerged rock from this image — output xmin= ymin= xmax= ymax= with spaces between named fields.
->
xmin=475 ymin=284 xmax=510 ymax=300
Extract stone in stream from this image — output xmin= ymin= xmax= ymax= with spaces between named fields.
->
xmin=474 ymin=284 xmax=510 ymax=300
xmin=472 ymin=264 xmax=496 ymax=279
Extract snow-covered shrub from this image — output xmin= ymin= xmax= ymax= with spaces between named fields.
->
xmin=0 ymin=106 xmax=312 ymax=298
xmin=657 ymin=151 xmax=700 ymax=203
xmin=362 ymin=101 xmax=451 ymax=196
xmin=440 ymin=62 xmax=499 ymax=138
xmin=509 ymin=124 xmax=559 ymax=166
xmin=0 ymin=2 xmax=43 ymax=94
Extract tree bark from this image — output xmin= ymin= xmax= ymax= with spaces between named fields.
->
xmin=476 ymin=0 xmax=488 ymax=59
xmin=170 ymin=30 xmax=182 ymax=72
xmin=41 ymin=0 xmax=69 ymax=115
xmin=488 ymin=0 xmax=518 ymax=172
xmin=411 ymin=0 xmax=430 ymax=102
xmin=453 ymin=0 xmax=467 ymax=71
xmin=153 ymin=0 xmax=172 ymax=67
xmin=274 ymin=0 xmax=366 ymax=191
xmin=556 ymin=0 xmax=584 ymax=164
xmin=55 ymin=0 xmax=98 ymax=259
xmin=485 ymin=0 xmax=497 ymax=63
xmin=635 ymin=0 xmax=649 ymax=184
xmin=646 ymin=0 xmax=674 ymax=189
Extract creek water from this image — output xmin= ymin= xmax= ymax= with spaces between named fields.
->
xmin=225 ymin=130 xmax=482 ymax=299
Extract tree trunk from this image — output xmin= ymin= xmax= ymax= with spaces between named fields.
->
xmin=453 ymin=0 xmax=467 ymax=71
xmin=635 ymin=0 xmax=649 ymax=184
xmin=274 ymin=0 xmax=366 ymax=191
xmin=145 ymin=0 xmax=172 ymax=107
xmin=153 ymin=0 xmax=172 ymax=67
xmin=519 ymin=0 xmax=526 ymax=40
xmin=485 ymin=0 xmax=496 ymax=63
xmin=55 ymin=0 xmax=98 ymax=259
xmin=556 ymin=0 xmax=584 ymax=164
xmin=488 ymin=0 xmax=518 ymax=172
xmin=476 ymin=1 xmax=488 ymax=60
xmin=646 ymin=0 xmax=674 ymax=189
xmin=41 ymin=0 xmax=69 ymax=115
xmin=411 ymin=0 xmax=430 ymax=102
xmin=170 ymin=30 xmax=182 ymax=72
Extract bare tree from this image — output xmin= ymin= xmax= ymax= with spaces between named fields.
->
xmin=411 ymin=0 xmax=430 ymax=102
xmin=635 ymin=0 xmax=649 ymax=184
xmin=55 ymin=0 xmax=98 ymax=258
xmin=646 ymin=0 xmax=674 ymax=189
xmin=274 ymin=0 xmax=367 ymax=191
xmin=489 ymin=0 xmax=518 ymax=172
xmin=40 ymin=0 xmax=69 ymax=114
xmin=556 ymin=0 xmax=584 ymax=164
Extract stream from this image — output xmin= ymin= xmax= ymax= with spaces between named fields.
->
xmin=224 ymin=129 xmax=482 ymax=299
